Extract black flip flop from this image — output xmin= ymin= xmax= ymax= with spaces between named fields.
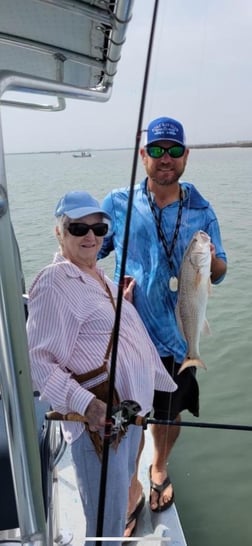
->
xmin=149 ymin=464 xmax=174 ymax=512
xmin=123 ymin=492 xmax=145 ymax=540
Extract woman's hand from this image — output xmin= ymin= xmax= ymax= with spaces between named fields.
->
xmin=123 ymin=275 xmax=136 ymax=303
xmin=85 ymin=398 xmax=106 ymax=431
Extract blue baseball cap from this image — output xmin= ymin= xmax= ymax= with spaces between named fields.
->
xmin=145 ymin=117 xmax=186 ymax=146
xmin=55 ymin=190 xmax=111 ymax=221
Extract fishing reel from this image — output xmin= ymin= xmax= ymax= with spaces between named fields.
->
xmin=111 ymin=400 xmax=141 ymax=434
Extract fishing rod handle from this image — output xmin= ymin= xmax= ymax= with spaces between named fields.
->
xmin=45 ymin=410 xmax=87 ymax=423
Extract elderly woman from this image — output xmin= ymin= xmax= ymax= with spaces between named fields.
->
xmin=26 ymin=190 xmax=177 ymax=546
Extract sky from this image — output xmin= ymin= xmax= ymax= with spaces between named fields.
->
xmin=1 ymin=0 xmax=252 ymax=153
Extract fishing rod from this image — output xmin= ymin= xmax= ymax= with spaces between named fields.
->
xmin=95 ymin=1 xmax=161 ymax=544
xmin=46 ymin=402 xmax=252 ymax=433
xmin=137 ymin=418 xmax=252 ymax=432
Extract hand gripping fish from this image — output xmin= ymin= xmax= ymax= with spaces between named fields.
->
xmin=175 ymin=230 xmax=211 ymax=374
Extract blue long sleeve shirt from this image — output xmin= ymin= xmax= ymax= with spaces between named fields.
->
xmin=98 ymin=179 xmax=227 ymax=363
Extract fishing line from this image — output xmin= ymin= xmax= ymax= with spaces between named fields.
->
xmin=95 ymin=1 xmax=160 ymax=543
xmin=156 ymin=157 xmax=193 ymax=452
xmin=142 ymin=0 xmax=166 ymax=120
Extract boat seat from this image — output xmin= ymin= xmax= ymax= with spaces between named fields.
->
xmin=0 ymin=393 xmax=64 ymax=531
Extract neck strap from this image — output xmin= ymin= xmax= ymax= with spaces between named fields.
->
xmin=146 ymin=182 xmax=183 ymax=274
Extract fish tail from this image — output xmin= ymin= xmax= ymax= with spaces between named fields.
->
xmin=177 ymin=358 xmax=207 ymax=375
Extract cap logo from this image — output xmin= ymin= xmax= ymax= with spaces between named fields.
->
xmin=151 ymin=121 xmax=180 ymax=138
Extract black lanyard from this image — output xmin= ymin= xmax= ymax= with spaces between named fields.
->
xmin=146 ymin=182 xmax=183 ymax=275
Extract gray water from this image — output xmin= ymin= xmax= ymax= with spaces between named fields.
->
xmin=5 ymin=148 xmax=252 ymax=546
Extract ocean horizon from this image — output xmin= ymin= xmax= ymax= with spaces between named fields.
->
xmin=5 ymin=140 xmax=252 ymax=156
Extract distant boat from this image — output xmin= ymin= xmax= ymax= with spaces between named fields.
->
xmin=72 ymin=151 xmax=92 ymax=158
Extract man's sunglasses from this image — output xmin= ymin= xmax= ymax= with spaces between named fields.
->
xmin=146 ymin=144 xmax=185 ymax=159
xmin=67 ymin=222 xmax=109 ymax=237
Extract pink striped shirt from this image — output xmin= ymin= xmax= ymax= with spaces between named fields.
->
xmin=27 ymin=254 xmax=177 ymax=443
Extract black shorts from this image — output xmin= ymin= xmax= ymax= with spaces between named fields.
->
xmin=153 ymin=356 xmax=199 ymax=420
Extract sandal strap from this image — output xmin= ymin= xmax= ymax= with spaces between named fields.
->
xmin=150 ymin=475 xmax=171 ymax=493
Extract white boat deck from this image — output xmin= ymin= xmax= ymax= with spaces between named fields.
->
xmin=57 ymin=429 xmax=187 ymax=546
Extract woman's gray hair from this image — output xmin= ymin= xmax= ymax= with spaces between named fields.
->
xmin=56 ymin=214 xmax=70 ymax=237
xmin=55 ymin=215 xmax=70 ymax=250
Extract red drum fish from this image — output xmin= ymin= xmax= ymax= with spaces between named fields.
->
xmin=175 ymin=230 xmax=211 ymax=374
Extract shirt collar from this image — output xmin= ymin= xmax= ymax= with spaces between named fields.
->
xmin=141 ymin=178 xmax=209 ymax=209
xmin=53 ymin=253 xmax=105 ymax=282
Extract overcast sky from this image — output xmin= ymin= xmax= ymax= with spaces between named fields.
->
xmin=1 ymin=0 xmax=252 ymax=153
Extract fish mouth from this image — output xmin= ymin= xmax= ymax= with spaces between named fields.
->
xmin=198 ymin=231 xmax=210 ymax=241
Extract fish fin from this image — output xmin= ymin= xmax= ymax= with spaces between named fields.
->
xmin=201 ymin=318 xmax=211 ymax=336
xmin=195 ymin=270 xmax=202 ymax=288
xmin=177 ymin=358 xmax=207 ymax=375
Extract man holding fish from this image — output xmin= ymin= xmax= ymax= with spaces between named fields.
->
xmin=99 ymin=116 xmax=227 ymax=536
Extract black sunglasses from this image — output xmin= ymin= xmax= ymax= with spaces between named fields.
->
xmin=67 ymin=222 xmax=109 ymax=237
xmin=146 ymin=144 xmax=185 ymax=159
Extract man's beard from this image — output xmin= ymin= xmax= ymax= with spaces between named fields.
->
xmin=151 ymin=176 xmax=178 ymax=187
